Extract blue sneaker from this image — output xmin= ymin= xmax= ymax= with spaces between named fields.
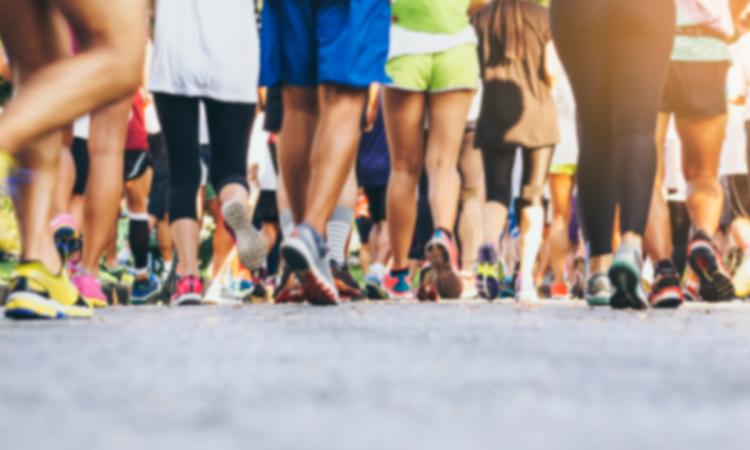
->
xmin=131 ymin=274 xmax=161 ymax=305
xmin=475 ymin=244 xmax=500 ymax=300
xmin=281 ymin=224 xmax=339 ymax=305
xmin=383 ymin=269 xmax=413 ymax=300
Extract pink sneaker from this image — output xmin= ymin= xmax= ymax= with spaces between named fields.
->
xmin=172 ymin=275 xmax=204 ymax=306
xmin=72 ymin=272 xmax=108 ymax=308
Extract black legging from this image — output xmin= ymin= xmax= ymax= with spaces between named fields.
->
xmin=482 ymin=145 xmax=553 ymax=209
xmin=153 ymin=94 xmax=256 ymax=223
xmin=550 ymin=0 xmax=675 ymax=256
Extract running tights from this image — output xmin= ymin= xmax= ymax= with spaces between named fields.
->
xmin=481 ymin=145 xmax=553 ymax=208
xmin=551 ymin=0 xmax=675 ymax=256
xmin=154 ymin=94 xmax=255 ymax=222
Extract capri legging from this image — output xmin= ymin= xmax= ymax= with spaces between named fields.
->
xmin=482 ymin=145 xmax=553 ymax=209
xmin=153 ymin=94 xmax=256 ymax=223
xmin=550 ymin=0 xmax=674 ymax=256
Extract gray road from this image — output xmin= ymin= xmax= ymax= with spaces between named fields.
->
xmin=2 ymin=300 xmax=750 ymax=450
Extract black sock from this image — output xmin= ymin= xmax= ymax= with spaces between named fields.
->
xmin=390 ymin=267 xmax=409 ymax=277
xmin=436 ymin=227 xmax=453 ymax=240
xmin=655 ymin=259 xmax=676 ymax=275
xmin=129 ymin=215 xmax=150 ymax=272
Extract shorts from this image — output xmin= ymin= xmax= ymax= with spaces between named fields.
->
xmin=660 ymin=61 xmax=729 ymax=117
xmin=549 ymin=163 xmax=577 ymax=176
xmin=260 ymin=0 xmax=391 ymax=88
xmin=723 ymin=174 xmax=750 ymax=223
xmin=124 ymin=151 xmax=152 ymax=182
xmin=363 ymin=185 xmax=386 ymax=223
xmin=148 ymin=169 xmax=169 ymax=221
xmin=355 ymin=216 xmax=374 ymax=245
xmin=387 ymin=44 xmax=479 ymax=93
xmin=252 ymin=190 xmax=279 ymax=225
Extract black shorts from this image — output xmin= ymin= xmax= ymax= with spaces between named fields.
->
xmin=660 ymin=61 xmax=729 ymax=117
xmin=148 ymin=169 xmax=169 ymax=221
xmin=356 ymin=216 xmax=374 ymax=244
xmin=363 ymin=185 xmax=387 ymax=223
xmin=124 ymin=151 xmax=152 ymax=182
xmin=252 ymin=190 xmax=279 ymax=225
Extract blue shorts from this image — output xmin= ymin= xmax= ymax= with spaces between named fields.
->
xmin=260 ymin=0 xmax=391 ymax=88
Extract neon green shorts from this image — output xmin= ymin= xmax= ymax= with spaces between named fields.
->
xmin=386 ymin=44 xmax=479 ymax=93
xmin=549 ymin=163 xmax=577 ymax=176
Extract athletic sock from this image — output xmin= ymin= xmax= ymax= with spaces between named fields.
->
xmin=280 ymin=209 xmax=294 ymax=240
xmin=436 ymin=227 xmax=453 ymax=241
xmin=655 ymin=259 xmax=677 ymax=276
xmin=129 ymin=213 xmax=150 ymax=274
xmin=326 ymin=206 xmax=354 ymax=266
xmin=390 ymin=267 xmax=409 ymax=278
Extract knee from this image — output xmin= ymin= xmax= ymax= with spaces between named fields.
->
xmin=425 ymin=152 xmax=458 ymax=172
xmin=391 ymin=157 xmax=423 ymax=179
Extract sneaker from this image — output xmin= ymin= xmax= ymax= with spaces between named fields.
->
xmin=515 ymin=275 xmax=539 ymax=302
xmin=273 ymin=267 xmax=304 ymax=304
xmin=331 ymin=261 xmax=364 ymax=301
xmin=608 ymin=245 xmax=648 ymax=310
xmin=684 ymin=270 xmax=700 ymax=302
xmin=733 ymin=256 xmax=750 ymax=299
xmin=171 ymin=275 xmax=204 ymax=306
xmin=5 ymin=260 xmax=93 ymax=320
xmin=687 ymin=230 xmax=735 ymax=301
xmin=383 ymin=269 xmax=413 ymax=300
xmin=585 ymin=272 xmax=612 ymax=307
xmin=475 ymin=244 xmax=500 ymax=300
xmin=416 ymin=264 xmax=439 ymax=302
xmin=550 ymin=282 xmax=570 ymax=300
xmin=281 ymin=224 xmax=339 ymax=305
xmin=649 ymin=262 xmax=684 ymax=308
xmin=131 ymin=274 xmax=161 ymax=305
xmin=72 ymin=271 xmax=109 ymax=308
xmin=364 ymin=274 xmax=388 ymax=300
xmin=425 ymin=230 xmax=463 ymax=299
xmin=99 ymin=266 xmax=133 ymax=305
xmin=222 ymin=199 xmax=267 ymax=271
xmin=51 ymin=214 xmax=81 ymax=262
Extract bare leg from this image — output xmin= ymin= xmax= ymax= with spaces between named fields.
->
xmin=383 ymin=88 xmax=426 ymax=269
xmin=549 ymin=173 xmax=575 ymax=285
xmin=279 ymin=87 xmax=317 ymax=223
xmin=457 ymin=131 xmax=485 ymax=270
xmin=425 ymin=90 xmax=474 ymax=232
xmin=644 ymin=112 xmax=674 ymax=262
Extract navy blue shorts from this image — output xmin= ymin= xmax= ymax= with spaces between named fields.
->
xmin=260 ymin=0 xmax=391 ymax=88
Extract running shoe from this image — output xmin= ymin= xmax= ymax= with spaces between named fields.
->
xmin=687 ymin=230 xmax=735 ymax=301
xmin=383 ymin=269 xmax=413 ymax=300
xmin=364 ymin=274 xmax=389 ymax=300
xmin=585 ymin=272 xmax=612 ymax=307
xmin=684 ymin=270 xmax=700 ymax=302
xmin=331 ymin=261 xmax=364 ymax=301
xmin=222 ymin=199 xmax=267 ymax=271
xmin=425 ymin=230 xmax=463 ymax=299
xmin=171 ymin=275 xmax=204 ymax=306
xmin=608 ymin=244 xmax=648 ymax=310
xmin=475 ymin=243 xmax=500 ymax=300
xmin=416 ymin=264 xmax=439 ymax=302
xmin=273 ymin=267 xmax=305 ymax=304
xmin=5 ymin=260 xmax=93 ymax=320
xmin=51 ymin=214 xmax=82 ymax=263
xmin=72 ymin=271 xmax=109 ymax=308
xmin=281 ymin=224 xmax=339 ymax=305
xmin=550 ymin=282 xmax=570 ymax=300
xmin=733 ymin=256 xmax=750 ymax=299
xmin=515 ymin=274 xmax=539 ymax=302
xmin=649 ymin=261 xmax=684 ymax=309
xmin=131 ymin=274 xmax=161 ymax=305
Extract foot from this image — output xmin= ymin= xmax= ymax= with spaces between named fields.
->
xmin=733 ymin=256 xmax=750 ymax=299
xmin=273 ymin=267 xmax=305 ymax=304
xmin=475 ymin=244 xmax=500 ymax=300
xmin=687 ymin=230 xmax=735 ymax=301
xmin=383 ymin=268 xmax=414 ymax=300
xmin=608 ymin=245 xmax=648 ymax=310
xmin=330 ymin=261 xmax=364 ymax=301
xmin=416 ymin=264 xmax=439 ymax=302
xmin=131 ymin=274 xmax=162 ymax=305
xmin=649 ymin=261 xmax=684 ymax=308
xmin=222 ymin=199 xmax=267 ymax=271
xmin=585 ymin=272 xmax=612 ymax=307
xmin=515 ymin=274 xmax=539 ymax=302
xmin=72 ymin=271 xmax=109 ymax=308
xmin=550 ymin=281 xmax=570 ymax=300
xmin=281 ymin=224 xmax=339 ymax=305
xmin=5 ymin=261 xmax=93 ymax=320
xmin=171 ymin=275 xmax=204 ymax=306
xmin=425 ymin=230 xmax=463 ymax=299
xmin=364 ymin=274 xmax=389 ymax=300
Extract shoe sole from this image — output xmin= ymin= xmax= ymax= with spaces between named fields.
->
xmin=174 ymin=294 xmax=203 ymax=306
xmin=365 ymin=282 xmax=388 ymax=300
xmin=4 ymin=293 xmax=93 ymax=320
xmin=281 ymin=238 xmax=338 ymax=306
xmin=425 ymin=240 xmax=462 ymax=299
xmin=608 ymin=261 xmax=648 ymax=310
xmin=650 ymin=286 xmax=683 ymax=309
xmin=688 ymin=242 xmax=735 ymax=302
xmin=223 ymin=200 xmax=267 ymax=271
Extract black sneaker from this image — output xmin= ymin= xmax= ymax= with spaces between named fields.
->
xmin=688 ymin=230 xmax=735 ymax=301
xmin=281 ymin=224 xmax=339 ymax=305
xmin=649 ymin=261 xmax=684 ymax=309
xmin=330 ymin=261 xmax=364 ymax=301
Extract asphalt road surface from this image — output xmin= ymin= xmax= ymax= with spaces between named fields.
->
xmin=2 ymin=300 xmax=750 ymax=450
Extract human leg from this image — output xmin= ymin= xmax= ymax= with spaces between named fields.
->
xmin=457 ymin=131 xmax=485 ymax=271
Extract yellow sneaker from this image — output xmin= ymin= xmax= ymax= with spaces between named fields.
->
xmin=4 ymin=261 xmax=93 ymax=320
xmin=733 ymin=257 xmax=750 ymax=299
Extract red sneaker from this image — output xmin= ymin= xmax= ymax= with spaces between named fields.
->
xmin=172 ymin=275 xmax=204 ymax=306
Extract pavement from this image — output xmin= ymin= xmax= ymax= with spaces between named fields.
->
xmin=2 ymin=299 xmax=750 ymax=450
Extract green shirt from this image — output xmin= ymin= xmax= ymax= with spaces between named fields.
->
xmin=392 ymin=0 xmax=470 ymax=34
